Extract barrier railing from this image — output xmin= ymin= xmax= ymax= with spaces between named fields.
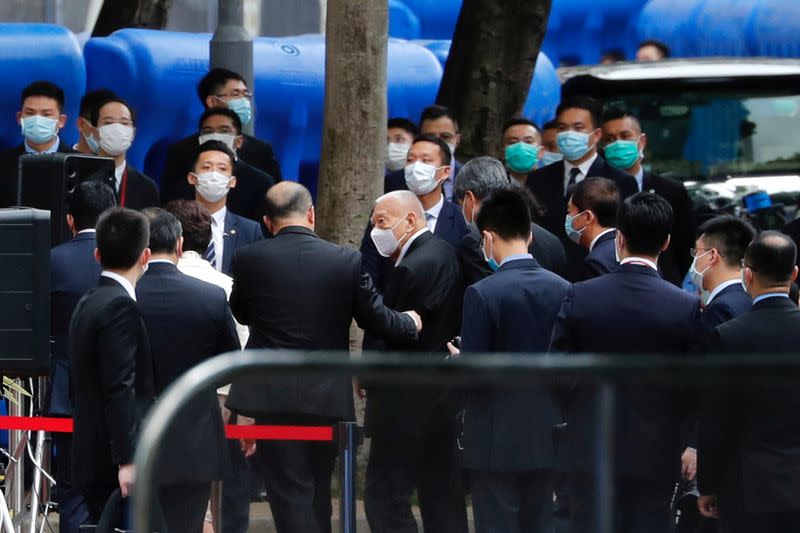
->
xmin=132 ymin=350 xmax=800 ymax=533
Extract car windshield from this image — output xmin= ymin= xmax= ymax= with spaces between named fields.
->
xmin=602 ymin=90 xmax=800 ymax=182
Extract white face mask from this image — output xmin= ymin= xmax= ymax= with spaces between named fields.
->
xmin=370 ymin=217 xmax=408 ymax=257
xmin=97 ymin=123 xmax=134 ymax=156
xmin=385 ymin=142 xmax=411 ymax=172
xmin=404 ymin=161 xmax=443 ymax=196
xmin=193 ymin=171 xmax=232 ymax=203
xmin=199 ymin=132 xmax=238 ymax=153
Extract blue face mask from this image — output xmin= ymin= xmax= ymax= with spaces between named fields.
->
xmin=604 ymin=138 xmax=641 ymax=170
xmin=505 ymin=142 xmax=539 ymax=173
xmin=85 ymin=131 xmax=100 ymax=154
xmin=482 ymin=233 xmax=499 ymax=272
xmin=540 ymin=151 xmax=564 ymax=167
xmin=564 ymin=211 xmax=588 ymax=244
xmin=557 ymin=131 xmax=594 ymax=161
xmin=21 ymin=115 xmax=58 ymax=145
xmin=228 ymin=97 xmax=253 ymax=126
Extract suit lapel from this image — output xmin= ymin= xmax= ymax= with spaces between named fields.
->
xmin=586 ymin=156 xmax=605 ymax=179
xmin=403 ymin=231 xmax=433 ymax=261
xmin=434 ymin=202 xmax=453 ymax=240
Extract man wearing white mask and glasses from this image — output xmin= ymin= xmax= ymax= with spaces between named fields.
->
xmin=188 ymin=140 xmax=263 ymax=275
xmin=86 ymin=97 xmax=159 ymax=210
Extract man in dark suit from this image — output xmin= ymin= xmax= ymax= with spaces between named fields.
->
xmin=449 ymin=189 xmax=570 ymax=533
xmin=698 ymin=231 xmax=800 ymax=532
xmin=549 ymin=193 xmax=703 ymax=533
xmin=525 ymin=96 xmax=638 ymax=282
xmin=454 ymin=156 xmax=567 ymax=284
xmin=565 ymin=177 xmax=620 ymax=280
xmin=136 ymin=208 xmax=242 ymax=533
xmin=226 ymin=182 xmax=421 ymax=533
xmin=68 ymin=208 xmax=154 ymax=521
xmin=89 ymin=96 xmax=159 ymax=210
xmin=601 ymin=109 xmax=695 ymax=286
xmin=186 ymin=141 xmax=263 ymax=274
xmin=363 ymin=190 xmax=468 ymax=533
xmin=48 ymin=181 xmax=116 ymax=533
xmin=0 ymin=80 xmax=77 ymax=207
xmin=361 ymin=134 xmax=468 ymax=293
xmin=160 ymin=107 xmax=276 ymax=223
xmin=161 ymin=67 xmax=281 ymax=196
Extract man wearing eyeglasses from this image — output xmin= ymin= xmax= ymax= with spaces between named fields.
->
xmin=161 ymin=68 xmax=282 ymax=206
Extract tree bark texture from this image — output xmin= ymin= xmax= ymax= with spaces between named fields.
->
xmin=437 ymin=0 xmax=552 ymax=160
xmin=92 ymin=0 xmax=171 ymax=37
xmin=315 ymin=0 xmax=388 ymax=247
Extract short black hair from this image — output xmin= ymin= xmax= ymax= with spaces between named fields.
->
xmin=141 ymin=207 xmax=182 ymax=255
xmin=95 ymin=207 xmax=149 ymax=270
xmin=542 ymin=120 xmax=559 ymax=131
xmin=412 ymin=133 xmax=452 ymax=167
xmin=476 ymin=189 xmax=532 ymax=241
xmin=21 ymin=81 xmax=65 ymax=112
xmin=199 ymin=107 xmax=242 ymax=134
xmin=556 ymin=95 xmax=603 ymax=130
xmin=79 ymin=89 xmax=118 ymax=120
xmin=420 ymin=104 xmax=459 ymax=131
xmin=387 ymin=117 xmax=417 ymax=137
xmin=265 ymin=185 xmax=313 ymax=220
xmin=195 ymin=140 xmax=237 ymax=169
xmin=67 ymin=181 xmax=117 ymax=231
xmin=570 ymin=177 xmax=620 ymax=228
xmin=502 ymin=117 xmax=541 ymax=135
xmin=617 ymin=192 xmax=673 ymax=256
xmin=197 ymin=68 xmax=246 ymax=107
xmin=601 ymin=49 xmax=626 ymax=63
xmin=638 ymin=39 xmax=671 ymax=59
xmin=165 ymin=200 xmax=212 ymax=254
xmin=601 ymin=107 xmax=641 ymax=129
xmin=698 ymin=215 xmax=756 ymax=268
xmin=90 ymin=97 xmax=137 ymax=127
xmin=745 ymin=231 xmax=797 ymax=284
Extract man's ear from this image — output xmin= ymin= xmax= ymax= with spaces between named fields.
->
xmin=176 ymin=236 xmax=184 ymax=259
xmin=93 ymin=248 xmax=101 ymax=265
xmin=264 ymin=216 xmax=275 ymax=235
xmin=187 ymin=172 xmax=198 ymax=185
xmin=661 ymin=234 xmax=671 ymax=252
xmin=228 ymin=175 xmax=237 ymax=189
xmin=141 ymin=248 xmax=152 ymax=266
xmin=234 ymin=135 xmax=244 ymax=151
xmin=66 ymin=214 xmax=75 ymax=234
xmin=308 ymin=205 xmax=316 ymax=226
xmin=792 ymin=266 xmax=799 ymax=284
xmin=16 ymin=111 xmax=22 ymax=126
xmin=205 ymin=95 xmax=217 ymax=110
xmin=57 ymin=114 xmax=67 ymax=130
xmin=638 ymin=132 xmax=648 ymax=153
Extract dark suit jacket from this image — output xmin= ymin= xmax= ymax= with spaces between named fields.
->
xmin=701 ymin=282 xmax=752 ymax=334
xmin=360 ymin=199 xmax=469 ymax=294
xmin=47 ymin=232 xmax=102 ymax=417
xmin=120 ymin=165 xmax=159 ymax=211
xmin=643 ymin=171 xmax=695 ymax=286
xmin=461 ymin=257 xmax=570 ymax=471
xmin=698 ymin=296 xmax=800 ymax=513
xmin=783 ymin=219 xmax=800 ymax=268
xmin=549 ymin=263 xmax=703 ymax=481
xmin=160 ymin=133 xmax=281 ymax=206
xmin=583 ymin=230 xmax=618 ymax=280
xmin=363 ymin=231 xmax=465 ymax=438
xmin=459 ymin=222 xmax=567 ymax=286
xmin=136 ymin=262 xmax=240 ymax=483
xmin=221 ymin=209 xmax=264 ymax=275
xmin=68 ymin=276 xmax=155 ymax=488
xmin=226 ymin=226 xmax=417 ymax=421
xmin=525 ymin=155 xmax=638 ymax=282
xmin=0 ymin=140 xmax=77 ymax=207
xmin=384 ymin=160 xmax=462 ymax=202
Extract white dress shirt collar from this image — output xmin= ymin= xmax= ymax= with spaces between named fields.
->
xmin=589 ymin=228 xmax=616 ymax=252
xmin=620 ymin=256 xmax=658 ymax=271
xmin=77 ymin=228 xmax=96 ymax=235
xmin=706 ymin=278 xmax=743 ymax=305
xmin=499 ymin=253 xmax=533 ymax=268
xmin=424 ymin=195 xmax=445 ymax=233
xmin=114 ymin=161 xmax=127 ymax=192
xmin=211 ymin=205 xmax=227 ymax=227
xmin=25 ymin=136 xmax=60 ymax=154
xmin=634 ymin=166 xmax=644 ymax=192
xmin=563 ymin=152 xmax=598 ymax=191
xmin=100 ymin=271 xmax=136 ymax=301
xmin=147 ymin=259 xmax=175 ymax=265
xmin=395 ymin=228 xmax=429 ymax=266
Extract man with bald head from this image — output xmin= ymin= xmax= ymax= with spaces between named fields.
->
xmin=226 ymin=182 xmax=422 ymax=533
xmin=363 ymin=190 xmax=468 ymax=533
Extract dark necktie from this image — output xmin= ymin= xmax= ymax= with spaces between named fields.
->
xmin=203 ymin=240 xmax=217 ymax=269
xmin=568 ymin=167 xmax=581 ymax=186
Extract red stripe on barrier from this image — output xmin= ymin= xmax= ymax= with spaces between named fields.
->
xmin=0 ymin=416 xmax=334 ymax=442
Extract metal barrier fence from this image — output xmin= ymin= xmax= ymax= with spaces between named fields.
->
xmin=132 ymin=350 xmax=800 ymax=533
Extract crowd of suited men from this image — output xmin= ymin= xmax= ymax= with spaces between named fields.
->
xmin=4 ymin=63 xmax=799 ymax=533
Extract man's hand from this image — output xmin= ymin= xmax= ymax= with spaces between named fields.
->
xmin=681 ymin=447 xmax=697 ymax=480
xmin=697 ymin=494 xmax=719 ymax=518
xmin=240 ymin=439 xmax=257 ymax=458
xmin=353 ymin=377 xmax=366 ymax=400
xmin=446 ymin=341 xmax=461 ymax=359
xmin=404 ymin=310 xmax=422 ymax=332
xmin=118 ymin=464 xmax=135 ymax=497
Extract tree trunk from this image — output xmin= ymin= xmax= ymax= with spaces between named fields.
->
xmin=437 ymin=0 xmax=552 ymax=160
xmin=92 ymin=0 xmax=171 ymax=37
xmin=315 ymin=0 xmax=388 ymax=247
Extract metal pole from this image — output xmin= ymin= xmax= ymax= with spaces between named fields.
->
xmin=210 ymin=0 xmax=255 ymax=135
xmin=337 ymin=422 xmax=358 ymax=533
xmin=594 ymin=382 xmax=615 ymax=533
xmin=28 ymin=430 xmax=45 ymax=533
xmin=7 ymin=384 xmax=24 ymax=529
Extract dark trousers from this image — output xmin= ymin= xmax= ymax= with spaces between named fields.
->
xmin=52 ymin=434 xmax=91 ymax=533
xmin=470 ymin=469 xmax=554 ymax=533
xmin=222 ymin=438 xmax=251 ymax=533
xmin=364 ymin=433 xmax=468 ymax=533
xmin=80 ymin=484 xmax=117 ymax=525
xmin=254 ymin=417 xmax=338 ymax=533
xmin=569 ymin=474 xmax=673 ymax=533
xmin=721 ymin=508 xmax=800 ymax=533
xmin=158 ymin=482 xmax=212 ymax=533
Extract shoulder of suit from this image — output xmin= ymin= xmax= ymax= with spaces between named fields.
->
xmin=242 ymin=134 xmax=272 ymax=150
